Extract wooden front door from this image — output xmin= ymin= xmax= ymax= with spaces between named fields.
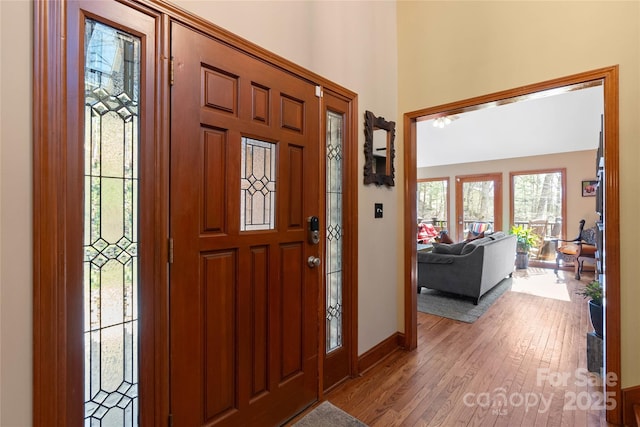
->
xmin=169 ymin=22 xmax=321 ymax=426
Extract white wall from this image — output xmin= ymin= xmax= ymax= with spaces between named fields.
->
xmin=0 ymin=0 xmax=32 ymax=425
xmin=169 ymin=0 xmax=400 ymax=354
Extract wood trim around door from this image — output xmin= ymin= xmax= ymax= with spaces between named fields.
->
xmin=320 ymin=88 xmax=359 ymax=395
xmin=403 ymin=66 xmax=622 ymax=425
xmin=34 ymin=0 xmax=165 ymax=424
xmin=33 ymin=1 xmax=74 ymax=423
xmin=33 ymin=0 xmax=359 ymax=425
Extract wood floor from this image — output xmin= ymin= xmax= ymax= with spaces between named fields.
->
xmin=324 ymin=268 xmax=613 ymax=426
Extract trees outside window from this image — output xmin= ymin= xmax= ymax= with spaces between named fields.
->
xmin=455 ymin=174 xmax=503 ymax=240
xmin=417 ymin=178 xmax=448 ymax=230
xmin=511 ymin=170 xmax=565 ymax=235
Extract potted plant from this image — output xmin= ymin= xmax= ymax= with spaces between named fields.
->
xmin=509 ymin=224 xmax=539 ymax=269
xmin=576 ymin=280 xmax=603 ymax=338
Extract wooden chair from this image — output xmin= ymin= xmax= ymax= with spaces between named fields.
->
xmin=554 ymin=219 xmax=597 ymax=280
xmin=549 ymin=219 xmax=562 ymax=238
xmin=527 ymin=219 xmax=548 ymax=260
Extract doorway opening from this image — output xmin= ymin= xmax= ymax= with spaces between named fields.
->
xmin=403 ymin=67 xmax=621 ymax=424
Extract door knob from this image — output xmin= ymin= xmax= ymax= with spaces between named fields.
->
xmin=307 ymin=256 xmax=321 ymax=268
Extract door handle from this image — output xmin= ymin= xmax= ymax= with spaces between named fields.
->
xmin=307 ymin=256 xmax=321 ymax=268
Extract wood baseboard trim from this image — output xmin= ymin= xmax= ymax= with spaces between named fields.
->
xmin=357 ymin=332 xmax=404 ymax=374
xmin=397 ymin=332 xmax=405 ymax=347
xmin=622 ymin=385 xmax=640 ymax=427
xmin=322 ymin=376 xmax=351 ymax=396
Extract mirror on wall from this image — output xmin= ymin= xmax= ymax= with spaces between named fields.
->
xmin=364 ymin=110 xmax=395 ymax=186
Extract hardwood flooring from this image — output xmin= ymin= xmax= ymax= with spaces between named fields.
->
xmin=324 ymin=268 xmax=614 ymax=426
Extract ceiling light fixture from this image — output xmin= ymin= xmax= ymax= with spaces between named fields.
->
xmin=432 ymin=117 xmax=451 ymax=128
xmin=432 ymin=115 xmax=459 ymax=128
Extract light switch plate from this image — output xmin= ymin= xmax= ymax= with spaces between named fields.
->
xmin=375 ymin=203 xmax=383 ymax=218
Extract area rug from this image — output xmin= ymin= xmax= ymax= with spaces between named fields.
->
xmin=292 ymin=401 xmax=368 ymax=427
xmin=417 ymin=276 xmax=512 ymax=323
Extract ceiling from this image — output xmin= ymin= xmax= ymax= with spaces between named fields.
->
xmin=416 ymin=84 xmax=604 ymax=168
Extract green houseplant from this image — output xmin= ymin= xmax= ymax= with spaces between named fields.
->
xmin=509 ymin=224 xmax=539 ymax=269
xmin=576 ymin=280 xmax=603 ymax=338
xmin=509 ymin=224 xmax=539 ymax=253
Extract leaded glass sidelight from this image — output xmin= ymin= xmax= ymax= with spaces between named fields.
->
xmin=84 ymin=19 xmax=140 ymax=427
xmin=240 ymin=137 xmax=277 ymax=231
xmin=326 ymin=111 xmax=344 ymax=353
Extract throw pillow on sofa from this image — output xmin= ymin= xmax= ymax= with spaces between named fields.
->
xmin=463 ymin=231 xmax=484 ymax=243
xmin=461 ymin=237 xmax=492 ymax=255
xmin=432 ymin=241 xmax=466 ymax=255
xmin=434 ymin=230 xmax=454 ymax=244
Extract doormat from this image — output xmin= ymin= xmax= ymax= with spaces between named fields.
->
xmin=417 ymin=277 xmax=512 ymax=323
xmin=291 ymin=401 xmax=368 ymax=427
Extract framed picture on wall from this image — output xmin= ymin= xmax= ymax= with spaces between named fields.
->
xmin=582 ymin=180 xmax=598 ymax=197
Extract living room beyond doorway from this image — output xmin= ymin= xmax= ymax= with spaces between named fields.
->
xmin=404 ymin=67 xmax=621 ymax=424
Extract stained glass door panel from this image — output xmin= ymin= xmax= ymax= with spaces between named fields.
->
xmin=326 ymin=111 xmax=343 ymax=353
xmin=322 ymin=94 xmax=352 ymax=392
xmin=83 ymin=19 xmax=140 ymax=426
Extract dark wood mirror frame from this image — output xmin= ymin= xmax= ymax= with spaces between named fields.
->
xmin=364 ymin=110 xmax=396 ymax=186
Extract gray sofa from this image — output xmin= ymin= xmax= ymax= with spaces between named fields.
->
xmin=417 ymin=232 xmax=516 ymax=304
